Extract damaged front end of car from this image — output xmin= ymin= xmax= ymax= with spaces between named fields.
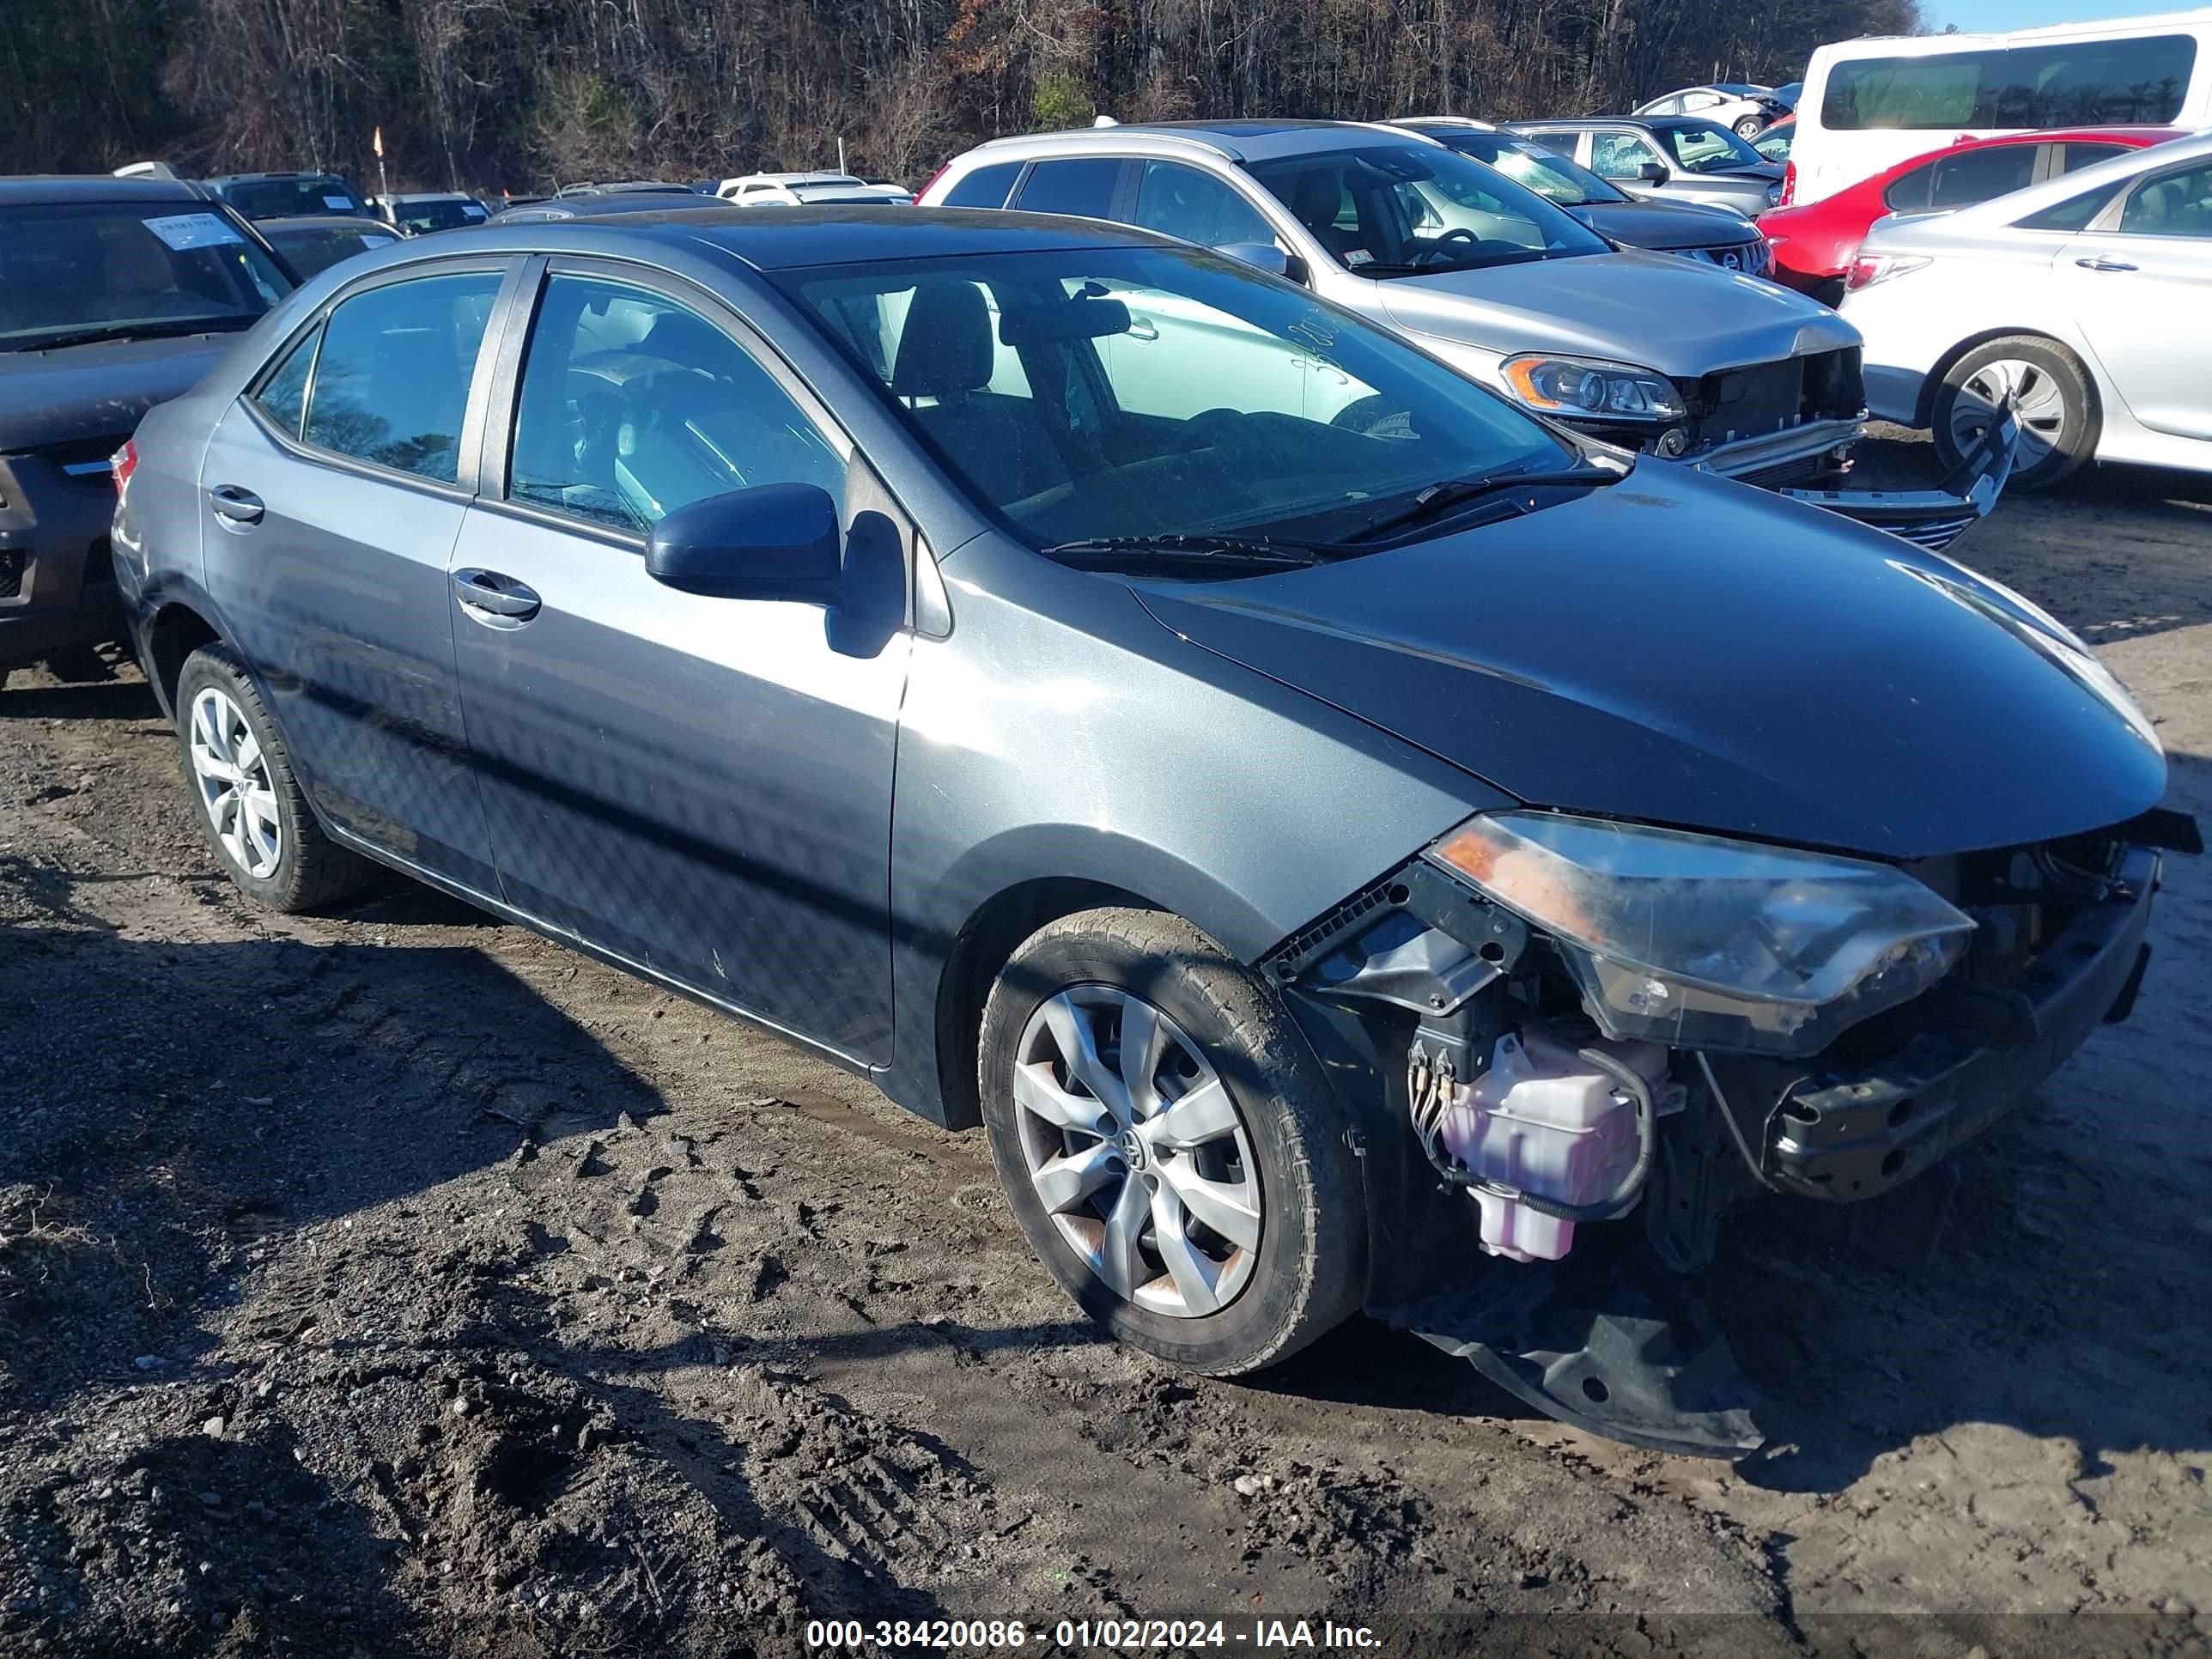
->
xmin=1264 ymin=801 xmax=2199 ymax=1458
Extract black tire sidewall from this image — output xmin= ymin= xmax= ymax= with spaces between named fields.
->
xmin=978 ymin=909 xmax=1364 ymax=1375
xmin=174 ymin=647 xmax=318 ymax=910
xmin=1935 ymin=337 xmax=2098 ymax=489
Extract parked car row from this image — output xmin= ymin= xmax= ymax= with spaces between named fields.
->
xmin=4 ymin=125 xmax=2197 ymax=1459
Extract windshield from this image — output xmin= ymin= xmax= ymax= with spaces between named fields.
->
xmin=389 ymin=198 xmax=487 ymax=233
xmin=0 ymin=202 xmax=291 ymax=350
xmin=1245 ymin=143 xmax=1610 ymax=276
xmin=217 ymin=177 xmax=367 ymax=219
xmin=1653 ymin=123 xmax=1769 ymax=174
xmin=1430 ymin=132 xmax=1627 ymax=207
xmin=781 ymin=245 xmax=1568 ymax=559
xmin=265 ymin=222 xmax=398 ymax=276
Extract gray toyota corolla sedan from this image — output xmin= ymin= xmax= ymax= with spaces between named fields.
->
xmin=111 ymin=209 xmax=2193 ymax=1454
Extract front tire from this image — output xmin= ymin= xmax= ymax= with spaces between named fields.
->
xmin=978 ymin=908 xmax=1366 ymax=1376
xmin=175 ymin=644 xmax=374 ymax=912
xmin=1734 ymin=115 xmax=1765 ymax=138
xmin=1932 ymin=335 xmax=2100 ymax=491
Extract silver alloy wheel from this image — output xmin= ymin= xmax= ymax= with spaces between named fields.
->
xmin=188 ymin=686 xmax=283 ymax=880
xmin=1955 ymin=358 xmax=2069 ymax=470
xmin=1012 ymin=986 xmax=1262 ymax=1318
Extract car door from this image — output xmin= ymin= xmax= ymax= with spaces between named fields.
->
xmin=198 ymin=258 xmax=514 ymax=892
xmin=2057 ymin=157 xmax=2212 ymax=446
xmin=447 ymin=261 xmax=910 ymax=1061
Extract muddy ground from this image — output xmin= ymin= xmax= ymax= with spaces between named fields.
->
xmin=3 ymin=433 xmax=2209 ymax=1659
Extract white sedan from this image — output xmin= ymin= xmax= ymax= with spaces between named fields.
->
xmin=1840 ymin=130 xmax=2211 ymax=489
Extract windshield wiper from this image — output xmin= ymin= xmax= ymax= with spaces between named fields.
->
xmin=1042 ymin=533 xmax=1334 ymax=571
xmin=5 ymin=316 xmax=254 ymax=354
xmin=1345 ymin=461 xmax=1624 ymax=544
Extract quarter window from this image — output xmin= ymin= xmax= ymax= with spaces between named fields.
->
xmin=301 ymin=270 xmax=502 ymax=483
xmin=2014 ymin=182 xmax=2124 ymax=232
xmin=2118 ymin=162 xmax=2212 ymax=238
xmin=1883 ymin=161 xmax=1936 ymax=211
xmin=252 ymin=325 xmax=319 ymax=439
xmin=507 ymin=274 xmax=846 ymax=532
xmin=1130 ymin=162 xmax=1277 ymax=248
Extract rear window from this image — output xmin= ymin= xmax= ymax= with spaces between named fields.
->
xmin=0 ymin=201 xmax=290 ymax=350
xmin=218 ymin=176 xmax=368 ymax=219
xmin=1820 ymin=35 xmax=2197 ymax=131
xmin=943 ymin=161 xmax=1024 ymax=209
xmin=387 ymin=198 xmax=486 ymax=234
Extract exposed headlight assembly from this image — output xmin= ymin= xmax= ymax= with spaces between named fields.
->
xmin=1428 ymin=812 xmax=1974 ymax=1058
xmin=1500 ymin=355 xmax=1686 ymax=422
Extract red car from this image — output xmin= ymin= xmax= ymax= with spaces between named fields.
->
xmin=1759 ymin=126 xmax=2186 ymax=305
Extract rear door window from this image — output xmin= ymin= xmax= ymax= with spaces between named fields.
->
xmin=943 ymin=161 xmax=1024 ymax=209
xmin=2062 ymin=142 xmax=2130 ymax=172
xmin=301 ymin=270 xmax=504 ymax=483
xmin=1928 ymin=143 xmax=2038 ymax=208
xmin=1014 ymin=159 xmax=1127 ymax=219
xmin=2118 ymin=161 xmax=2212 ymax=238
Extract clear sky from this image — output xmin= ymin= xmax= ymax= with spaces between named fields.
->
xmin=1935 ymin=0 xmax=2203 ymax=33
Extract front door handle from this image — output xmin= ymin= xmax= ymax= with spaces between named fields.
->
xmin=452 ymin=568 xmax=542 ymax=622
xmin=2075 ymin=256 xmax=2138 ymax=272
xmin=208 ymin=485 xmax=264 ymax=525
xmin=1125 ymin=316 xmax=1160 ymax=343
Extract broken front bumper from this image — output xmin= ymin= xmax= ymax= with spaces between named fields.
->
xmin=1775 ymin=403 xmax=2019 ymax=553
xmin=1763 ymin=843 xmax=2158 ymax=1202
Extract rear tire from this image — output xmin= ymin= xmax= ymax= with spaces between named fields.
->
xmin=978 ymin=908 xmax=1366 ymax=1376
xmin=1932 ymin=335 xmax=2099 ymax=491
xmin=174 ymin=644 xmax=376 ymax=913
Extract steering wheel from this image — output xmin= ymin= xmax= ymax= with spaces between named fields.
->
xmin=1174 ymin=407 xmax=1259 ymax=454
xmin=1413 ymin=228 xmax=1485 ymax=267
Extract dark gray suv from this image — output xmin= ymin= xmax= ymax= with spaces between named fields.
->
xmin=2 ymin=177 xmax=292 ymax=688
xmin=112 ymin=210 xmax=2186 ymax=1453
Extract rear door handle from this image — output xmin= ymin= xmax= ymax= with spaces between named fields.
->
xmin=2075 ymin=256 xmax=2138 ymax=272
xmin=452 ymin=568 xmax=542 ymax=622
xmin=208 ymin=485 xmax=264 ymax=525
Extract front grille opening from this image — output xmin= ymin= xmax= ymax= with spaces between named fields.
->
xmin=0 ymin=549 xmax=21 ymax=601
xmin=1682 ymin=348 xmax=1864 ymax=450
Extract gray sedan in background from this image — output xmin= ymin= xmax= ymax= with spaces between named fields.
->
xmin=1507 ymin=118 xmax=1785 ymax=216
xmin=923 ymin=120 xmax=1854 ymax=487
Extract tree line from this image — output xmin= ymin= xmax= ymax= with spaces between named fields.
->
xmin=3 ymin=0 xmax=1921 ymax=194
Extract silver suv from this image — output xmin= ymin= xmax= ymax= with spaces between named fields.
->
xmin=922 ymin=119 xmax=1862 ymax=486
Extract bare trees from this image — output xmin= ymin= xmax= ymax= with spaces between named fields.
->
xmin=5 ymin=0 xmax=1920 ymax=190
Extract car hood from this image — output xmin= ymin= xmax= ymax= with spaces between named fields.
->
xmin=1134 ymin=464 xmax=2166 ymax=859
xmin=1376 ymin=249 xmax=1856 ymax=377
xmin=1567 ymin=199 xmax=1752 ymax=251
xmin=0 ymin=332 xmax=233 ymax=452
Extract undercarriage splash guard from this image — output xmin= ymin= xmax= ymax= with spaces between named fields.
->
xmin=1780 ymin=402 xmax=2019 ymax=552
xmin=1389 ymin=1252 xmax=1765 ymax=1459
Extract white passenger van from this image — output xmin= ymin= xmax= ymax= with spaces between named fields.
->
xmin=1790 ymin=9 xmax=2212 ymax=204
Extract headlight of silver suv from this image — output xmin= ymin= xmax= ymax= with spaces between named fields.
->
xmin=1500 ymin=355 xmax=1686 ymax=422
xmin=1427 ymin=811 xmax=1974 ymax=1058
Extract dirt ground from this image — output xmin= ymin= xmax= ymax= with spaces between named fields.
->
xmin=3 ymin=432 xmax=2209 ymax=1659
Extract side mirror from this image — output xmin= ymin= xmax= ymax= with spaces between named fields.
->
xmin=646 ymin=482 xmax=843 ymax=604
xmin=1218 ymin=241 xmax=1310 ymax=285
xmin=1638 ymin=161 xmax=1672 ymax=184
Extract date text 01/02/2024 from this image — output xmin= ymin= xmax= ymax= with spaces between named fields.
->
xmin=804 ymin=1618 xmax=1385 ymax=1650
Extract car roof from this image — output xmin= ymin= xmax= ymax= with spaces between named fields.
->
xmin=969 ymin=118 xmax=1426 ymax=163
xmin=443 ymin=204 xmax=1178 ymax=268
xmin=1897 ymin=126 xmax=2212 ymax=234
xmin=0 ymin=174 xmax=208 ymax=207
xmin=205 ymin=172 xmax=349 ymax=185
xmin=260 ymin=215 xmax=394 ymax=233
xmin=384 ymin=191 xmax=476 ymax=203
